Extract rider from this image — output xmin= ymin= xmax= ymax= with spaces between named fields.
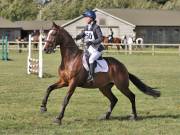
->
xmin=108 ymin=28 xmax=114 ymax=43
xmin=75 ymin=10 xmax=104 ymax=81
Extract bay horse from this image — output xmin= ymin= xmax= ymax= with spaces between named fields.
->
xmin=31 ymin=31 xmax=46 ymax=48
xmin=41 ymin=22 xmax=160 ymax=124
xmin=31 ymin=31 xmax=40 ymax=48
xmin=102 ymin=36 xmax=122 ymax=50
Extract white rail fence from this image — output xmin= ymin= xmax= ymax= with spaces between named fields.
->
xmin=1 ymin=41 xmax=180 ymax=56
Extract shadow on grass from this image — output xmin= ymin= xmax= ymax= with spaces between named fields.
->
xmin=43 ymin=73 xmax=55 ymax=78
xmin=1 ymin=58 xmax=13 ymax=61
xmin=110 ymin=114 xmax=180 ymax=121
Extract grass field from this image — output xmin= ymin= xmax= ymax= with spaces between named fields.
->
xmin=0 ymin=51 xmax=180 ymax=135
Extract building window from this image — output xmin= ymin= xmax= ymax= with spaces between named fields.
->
xmin=159 ymin=29 xmax=163 ymax=32
xmin=174 ymin=29 xmax=179 ymax=33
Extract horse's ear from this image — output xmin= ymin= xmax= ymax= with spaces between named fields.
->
xmin=52 ymin=22 xmax=58 ymax=28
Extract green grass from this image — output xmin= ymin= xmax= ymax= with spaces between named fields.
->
xmin=0 ymin=51 xmax=180 ymax=135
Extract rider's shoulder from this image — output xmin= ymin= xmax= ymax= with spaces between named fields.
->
xmin=84 ymin=25 xmax=88 ymax=30
xmin=93 ymin=23 xmax=100 ymax=30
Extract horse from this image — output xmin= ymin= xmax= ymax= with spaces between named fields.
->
xmin=102 ymin=36 xmax=122 ymax=50
xmin=135 ymin=38 xmax=144 ymax=49
xmin=31 ymin=31 xmax=46 ymax=48
xmin=30 ymin=31 xmax=40 ymax=48
xmin=41 ymin=22 xmax=160 ymax=125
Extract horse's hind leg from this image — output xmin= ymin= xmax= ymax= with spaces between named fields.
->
xmin=99 ymin=83 xmax=118 ymax=120
xmin=40 ymin=80 xmax=67 ymax=113
xmin=115 ymin=83 xmax=137 ymax=120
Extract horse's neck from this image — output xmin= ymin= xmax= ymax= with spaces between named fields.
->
xmin=59 ymin=34 xmax=79 ymax=63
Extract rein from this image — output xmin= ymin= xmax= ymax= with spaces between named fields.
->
xmin=46 ymin=27 xmax=82 ymax=49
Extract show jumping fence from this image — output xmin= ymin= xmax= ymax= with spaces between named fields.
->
xmin=27 ymin=34 xmax=43 ymax=78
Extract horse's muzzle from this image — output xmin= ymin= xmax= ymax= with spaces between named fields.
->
xmin=44 ymin=47 xmax=55 ymax=54
xmin=44 ymin=48 xmax=49 ymax=54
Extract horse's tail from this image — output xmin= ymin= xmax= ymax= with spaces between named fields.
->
xmin=128 ymin=72 xmax=161 ymax=98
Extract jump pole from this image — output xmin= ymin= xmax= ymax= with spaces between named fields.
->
xmin=27 ymin=34 xmax=31 ymax=75
xmin=1 ymin=35 xmax=4 ymax=60
xmin=38 ymin=33 xmax=43 ymax=78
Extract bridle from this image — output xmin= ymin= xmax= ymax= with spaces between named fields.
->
xmin=45 ymin=39 xmax=54 ymax=45
xmin=45 ymin=28 xmax=58 ymax=49
xmin=45 ymin=27 xmax=80 ymax=49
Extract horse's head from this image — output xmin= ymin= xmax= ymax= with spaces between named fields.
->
xmin=44 ymin=22 xmax=63 ymax=53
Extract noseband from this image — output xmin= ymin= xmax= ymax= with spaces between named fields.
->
xmin=45 ymin=39 xmax=54 ymax=45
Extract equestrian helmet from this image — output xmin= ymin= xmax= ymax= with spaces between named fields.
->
xmin=83 ymin=10 xmax=96 ymax=20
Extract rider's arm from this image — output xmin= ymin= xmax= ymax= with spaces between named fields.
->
xmin=75 ymin=30 xmax=85 ymax=40
xmin=91 ymin=26 xmax=103 ymax=45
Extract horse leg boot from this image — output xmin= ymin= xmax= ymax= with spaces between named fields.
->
xmin=53 ymin=80 xmax=76 ymax=125
xmin=99 ymin=83 xmax=118 ymax=120
xmin=40 ymin=81 xmax=66 ymax=113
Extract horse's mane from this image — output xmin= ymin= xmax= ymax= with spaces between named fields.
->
xmin=57 ymin=26 xmax=80 ymax=54
xmin=59 ymin=27 xmax=77 ymax=46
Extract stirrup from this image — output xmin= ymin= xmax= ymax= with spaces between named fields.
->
xmin=87 ymin=73 xmax=93 ymax=82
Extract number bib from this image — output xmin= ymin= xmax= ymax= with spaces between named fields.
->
xmin=84 ymin=31 xmax=95 ymax=42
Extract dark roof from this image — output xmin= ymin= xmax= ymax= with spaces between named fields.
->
xmin=15 ymin=20 xmax=68 ymax=30
xmin=0 ymin=17 xmax=20 ymax=28
xmin=100 ymin=8 xmax=180 ymax=26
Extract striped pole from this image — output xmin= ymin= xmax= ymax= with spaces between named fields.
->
xmin=2 ymin=35 xmax=4 ymax=60
xmin=1 ymin=34 xmax=9 ymax=61
xmin=4 ymin=35 xmax=8 ymax=61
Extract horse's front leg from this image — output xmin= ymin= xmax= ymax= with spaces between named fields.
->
xmin=40 ymin=80 xmax=67 ymax=113
xmin=54 ymin=80 xmax=76 ymax=125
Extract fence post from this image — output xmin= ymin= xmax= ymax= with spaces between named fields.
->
xmin=125 ymin=43 xmax=127 ymax=55
xmin=152 ymin=44 xmax=155 ymax=56
xmin=129 ymin=44 xmax=132 ymax=55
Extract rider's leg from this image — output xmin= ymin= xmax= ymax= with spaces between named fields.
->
xmin=110 ymin=36 xmax=113 ymax=43
xmin=88 ymin=51 xmax=102 ymax=81
xmin=108 ymin=36 xmax=111 ymax=43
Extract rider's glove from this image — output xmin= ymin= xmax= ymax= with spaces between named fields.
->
xmin=75 ymin=35 xmax=82 ymax=40
xmin=86 ymin=41 xmax=93 ymax=46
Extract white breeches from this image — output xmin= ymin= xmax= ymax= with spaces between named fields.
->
xmin=88 ymin=45 xmax=102 ymax=64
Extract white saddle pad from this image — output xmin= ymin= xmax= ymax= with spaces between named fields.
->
xmin=83 ymin=55 xmax=108 ymax=73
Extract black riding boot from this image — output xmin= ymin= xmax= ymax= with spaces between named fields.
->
xmin=87 ymin=63 xmax=95 ymax=81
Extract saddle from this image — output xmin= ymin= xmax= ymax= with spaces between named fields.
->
xmin=82 ymin=52 xmax=108 ymax=73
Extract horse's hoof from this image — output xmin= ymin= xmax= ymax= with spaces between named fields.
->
xmin=98 ymin=114 xmax=110 ymax=121
xmin=40 ymin=106 xmax=47 ymax=113
xmin=53 ymin=117 xmax=62 ymax=125
xmin=129 ymin=115 xmax=137 ymax=121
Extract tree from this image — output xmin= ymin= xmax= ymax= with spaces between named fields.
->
xmin=41 ymin=0 xmax=64 ymax=20
xmin=0 ymin=0 xmax=39 ymax=21
xmin=1 ymin=0 xmax=179 ymax=21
